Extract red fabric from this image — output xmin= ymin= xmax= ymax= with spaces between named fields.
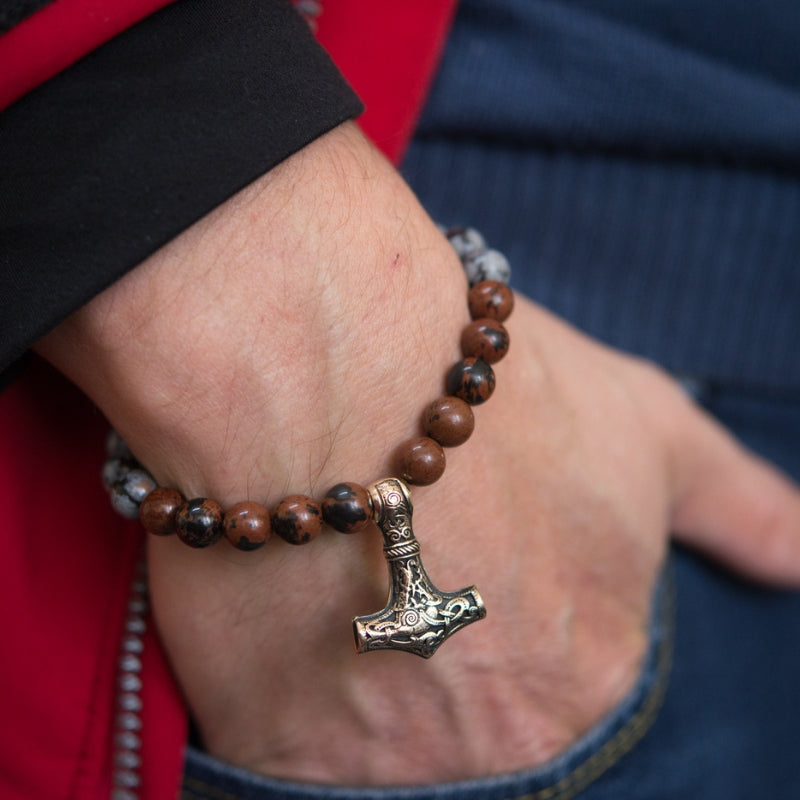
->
xmin=0 ymin=2 xmax=455 ymax=797
xmin=0 ymin=0 xmax=178 ymax=111
xmin=316 ymin=0 xmax=458 ymax=163
xmin=0 ymin=363 xmax=185 ymax=799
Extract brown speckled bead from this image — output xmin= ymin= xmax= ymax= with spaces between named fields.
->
xmin=468 ymin=280 xmax=514 ymax=322
xmin=322 ymin=483 xmax=373 ymax=533
xmin=423 ymin=396 xmax=475 ymax=447
xmin=461 ymin=318 xmax=510 ymax=364
xmin=396 ymin=437 xmax=446 ymax=486
xmin=139 ymin=487 xmax=184 ymax=536
xmin=446 ymin=357 xmax=496 ymax=405
xmin=272 ymin=495 xmax=322 ymax=545
xmin=224 ymin=501 xmax=271 ymax=550
xmin=175 ymin=498 xmax=224 ymax=548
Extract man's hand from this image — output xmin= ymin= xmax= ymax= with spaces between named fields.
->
xmin=35 ymin=122 xmax=800 ymax=786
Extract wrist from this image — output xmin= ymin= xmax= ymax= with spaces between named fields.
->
xmin=35 ymin=121 xmax=468 ymax=505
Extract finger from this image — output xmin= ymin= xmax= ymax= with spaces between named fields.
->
xmin=667 ymin=394 xmax=800 ymax=586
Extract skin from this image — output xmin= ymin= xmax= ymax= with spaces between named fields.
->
xmin=36 ymin=122 xmax=800 ymax=785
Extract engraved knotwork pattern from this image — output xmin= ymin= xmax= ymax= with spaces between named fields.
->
xmin=353 ymin=478 xmax=486 ymax=658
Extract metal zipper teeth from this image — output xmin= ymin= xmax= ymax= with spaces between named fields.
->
xmin=111 ymin=561 xmax=148 ymax=800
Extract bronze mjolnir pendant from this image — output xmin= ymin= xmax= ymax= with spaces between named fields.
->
xmin=353 ymin=478 xmax=486 ymax=658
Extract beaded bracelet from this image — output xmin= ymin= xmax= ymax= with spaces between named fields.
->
xmin=104 ymin=227 xmax=513 ymax=658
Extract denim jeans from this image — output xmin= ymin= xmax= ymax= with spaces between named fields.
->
xmin=181 ymin=386 xmax=800 ymax=799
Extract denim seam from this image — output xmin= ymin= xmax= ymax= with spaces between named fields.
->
xmin=506 ymin=569 xmax=676 ymax=800
xmin=183 ymin=779 xmax=243 ymax=800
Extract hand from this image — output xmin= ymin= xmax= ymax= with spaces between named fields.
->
xmin=36 ymin=122 xmax=800 ymax=786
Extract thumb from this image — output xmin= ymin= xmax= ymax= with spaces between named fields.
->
xmin=667 ymin=394 xmax=800 ymax=586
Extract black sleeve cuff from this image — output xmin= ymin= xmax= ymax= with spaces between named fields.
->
xmin=0 ymin=0 xmax=363 ymax=372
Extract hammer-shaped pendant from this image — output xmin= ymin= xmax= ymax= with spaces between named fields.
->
xmin=353 ymin=478 xmax=486 ymax=658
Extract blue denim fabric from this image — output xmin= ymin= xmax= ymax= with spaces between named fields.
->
xmin=402 ymin=0 xmax=800 ymax=392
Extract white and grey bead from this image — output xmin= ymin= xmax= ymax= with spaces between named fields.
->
xmin=462 ymin=248 xmax=512 ymax=286
xmin=111 ymin=486 xmax=141 ymax=520
xmin=103 ymin=458 xmax=132 ymax=491
xmin=446 ymin=226 xmax=486 ymax=259
xmin=111 ymin=469 xmax=157 ymax=519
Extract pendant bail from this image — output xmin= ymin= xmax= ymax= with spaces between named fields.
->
xmin=353 ymin=478 xmax=486 ymax=658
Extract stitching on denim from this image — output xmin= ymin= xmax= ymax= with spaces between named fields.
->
xmin=182 ymin=776 xmax=248 ymax=800
xmin=505 ymin=569 xmax=676 ymax=800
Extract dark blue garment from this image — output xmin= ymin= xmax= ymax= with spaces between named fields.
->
xmin=408 ymin=0 xmax=800 ymax=164
xmin=403 ymin=0 xmax=800 ymax=391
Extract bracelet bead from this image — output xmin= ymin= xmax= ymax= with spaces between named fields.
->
xmin=445 ymin=226 xmax=486 ymax=259
xmin=396 ymin=436 xmax=446 ymax=486
xmin=322 ymin=483 xmax=373 ymax=533
xmin=272 ymin=495 xmax=323 ymax=545
xmin=112 ymin=470 xmax=158 ymax=520
xmin=223 ymin=501 xmax=271 ymax=550
xmin=139 ymin=487 xmax=184 ymax=536
xmin=103 ymin=459 xmax=128 ymax=491
xmin=468 ymin=280 xmax=514 ymax=323
xmin=461 ymin=318 xmax=510 ymax=364
xmin=175 ymin=498 xmax=225 ymax=548
xmin=462 ymin=248 xmax=511 ymax=287
xmin=423 ymin=396 xmax=474 ymax=447
xmin=446 ymin=357 xmax=496 ymax=405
